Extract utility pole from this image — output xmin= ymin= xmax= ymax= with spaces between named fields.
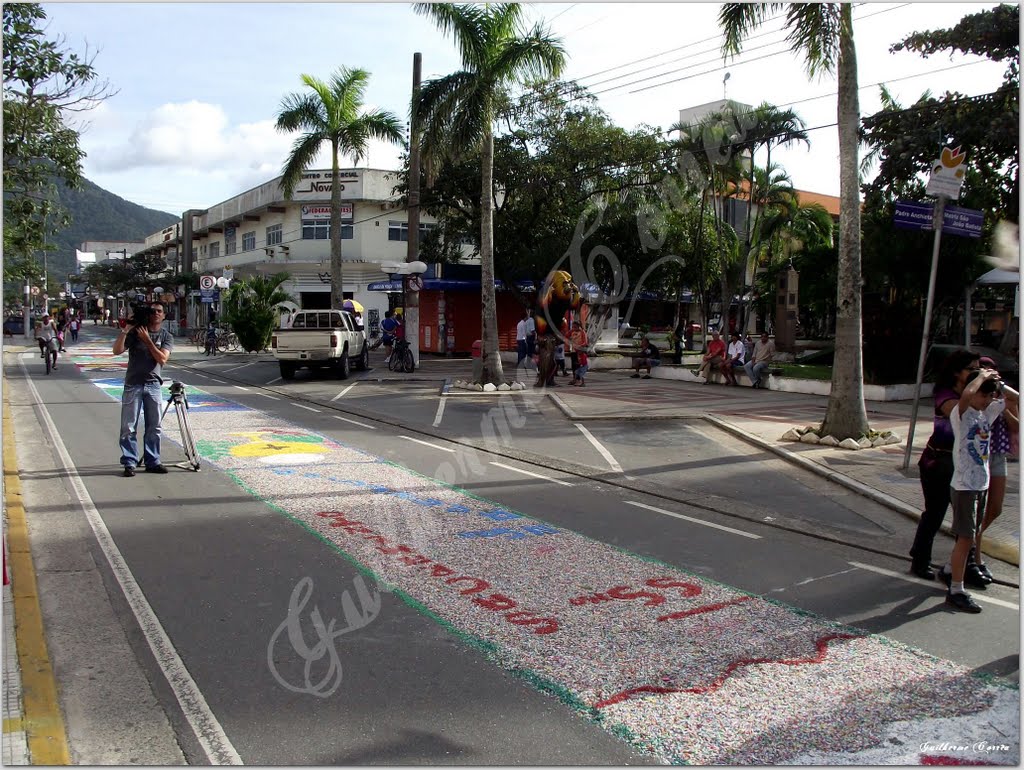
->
xmin=902 ymin=194 xmax=947 ymax=470
xmin=405 ymin=52 xmax=423 ymax=368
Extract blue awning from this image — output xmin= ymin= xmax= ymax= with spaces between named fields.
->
xmin=367 ymin=278 xmax=537 ymax=292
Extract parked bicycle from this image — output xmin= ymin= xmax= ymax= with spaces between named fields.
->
xmin=387 ymin=338 xmax=415 ymax=373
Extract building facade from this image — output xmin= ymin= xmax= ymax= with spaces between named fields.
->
xmin=134 ymin=168 xmax=473 ymax=329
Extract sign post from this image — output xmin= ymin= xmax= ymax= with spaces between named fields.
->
xmin=902 ymin=147 xmax=967 ymax=471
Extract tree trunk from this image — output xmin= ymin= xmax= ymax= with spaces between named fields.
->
xmin=479 ymin=119 xmax=505 ymax=385
xmin=821 ymin=4 xmax=869 ymax=440
xmin=330 ymin=139 xmax=344 ymax=309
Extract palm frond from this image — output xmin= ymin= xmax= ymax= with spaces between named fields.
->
xmin=719 ymin=3 xmax=782 ymax=57
xmin=414 ymin=3 xmax=488 ymax=67
xmin=275 ymin=93 xmax=324 ymax=133
xmin=280 ymin=133 xmax=325 ymax=197
xmin=783 ymin=3 xmax=843 ymax=77
xmin=328 ymin=66 xmax=371 ymax=125
xmin=490 ymin=24 xmax=567 ymax=84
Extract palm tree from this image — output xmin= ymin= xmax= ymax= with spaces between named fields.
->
xmin=721 ymin=3 xmax=869 ymax=439
xmin=414 ymin=4 xmax=566 ymax=385
xmin=222 ymin=272 xmax=295 ymax=352
xmin=276 ymin=68 xmax=405 ymax=310
xmin=671 ymin=107 xmax=746 ymax=341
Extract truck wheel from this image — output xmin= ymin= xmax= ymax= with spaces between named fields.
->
xmin=280 ymin=362 xmax=296 ymax=380
xmin=357 ymin=343 xmax=369 ymax=371
xmin=338 ymin=346 xmax=350 ymax=379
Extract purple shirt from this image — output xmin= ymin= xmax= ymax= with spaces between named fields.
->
xmin=928 ymin=386 xmax=959 ymax=450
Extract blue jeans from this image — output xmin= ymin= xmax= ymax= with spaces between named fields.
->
xmin=516 ymin=339 xmax=528 ymax=366
xmin=120 ymin=381 xmax=164 ymax=468
xmin=743 ymin=360 xmax=769 ymax=387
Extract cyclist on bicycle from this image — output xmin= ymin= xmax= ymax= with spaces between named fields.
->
xmin=204 ymin=318 xmax=218 ymax=356
xmin=380 ymin=310 xmax=399 ymax=358
xmin=36 ymin=314 xmax=59 ymax=370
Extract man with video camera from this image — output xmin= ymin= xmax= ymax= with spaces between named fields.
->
xmin=113 ymin=302 xmax=173 ymax=476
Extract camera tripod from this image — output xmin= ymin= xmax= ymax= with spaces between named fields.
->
xmin=162 ymin=381 xmax=201 ymax=471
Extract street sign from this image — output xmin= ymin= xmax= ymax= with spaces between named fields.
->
xmin=200 ymin=290 xmax=219 ymax=304
xmin=942 ymin=205 xmax=984 ymax=238
xmin=408 ymin=274 xmax=423 ymax=292
xmin=200 ymin=275 xmax=216 ymax=291
xmin=893 ymin=201 xmax=934 ymax=231
xmin=925 ymin=146 xmax=966 ymax=200
xmin=30 ymin=286 xmax=39 ymax=296
xmin=893 ymin=201 xmax=983 ymax=238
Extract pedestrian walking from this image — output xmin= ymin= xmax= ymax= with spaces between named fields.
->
xmin=516 ymin=310 xmax=532 ymax=368
xmin=69 ymin=317 xmax=80 ymax=343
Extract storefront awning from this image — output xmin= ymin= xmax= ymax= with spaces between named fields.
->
xmin=367 ymin=278 xmax=537 ymax=292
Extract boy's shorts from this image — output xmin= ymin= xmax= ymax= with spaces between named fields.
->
xmin=990 ymin=453 xmax=1008 ymax=478
xmin=949 ymin=488 xmax=987 ymax=538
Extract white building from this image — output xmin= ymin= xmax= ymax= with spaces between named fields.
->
xmin=135 ymin=168 xmax=471 ymax=327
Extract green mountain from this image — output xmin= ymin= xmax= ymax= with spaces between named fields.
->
xmin=37 ymin=177 xmax=179 ymax=279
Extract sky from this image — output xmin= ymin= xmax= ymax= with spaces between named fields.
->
xmin=39 ymin=2 xmax=1008 ymax=217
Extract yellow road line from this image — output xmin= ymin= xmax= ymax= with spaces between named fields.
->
xmin=3 ymin=386 xmax=71 ymax=765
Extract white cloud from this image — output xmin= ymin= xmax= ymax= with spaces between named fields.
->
xmin=88 ymin=101 xmax=291 ymax=174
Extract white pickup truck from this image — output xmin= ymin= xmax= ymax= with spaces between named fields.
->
xmin=271 ymin=309 xmax=369 ymax=380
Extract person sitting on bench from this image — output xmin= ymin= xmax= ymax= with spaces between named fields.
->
xmin=630 ymin=336 xmax=660 ymax=379
xmin=743 ymin=332 xmax=777 ymax=388
xmin=696 ymin=329 xmax=726 ymax=381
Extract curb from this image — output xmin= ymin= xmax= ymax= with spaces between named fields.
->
xmin=3 ymin=387 xmax=72 ymax=764
xmin=704 ymin=415 xmax=1020 ymax=568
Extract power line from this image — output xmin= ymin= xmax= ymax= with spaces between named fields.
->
xmin=595 ymin=3 xmax=912 ymax=97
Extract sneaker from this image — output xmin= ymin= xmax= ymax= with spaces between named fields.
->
xmin=122 ymin=466 xmax=136 ymax=477
xmin=945 ymin=591 xmax=982 ymax=613
xmin=977 ymin=563 xmax=995 ymax=582
xmin=642 ymin=374 xmax=651 ymax=379
xmin=145 ymin=464 xmax=169 ymax=474
xmin=630 ymin=373 xmax=640 ymax=378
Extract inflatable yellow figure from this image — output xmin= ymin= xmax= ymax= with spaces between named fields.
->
xmin=533 ymin=270 xmax=582 ymax=387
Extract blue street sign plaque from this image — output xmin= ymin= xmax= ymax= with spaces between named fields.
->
xmin=942 ymin=205 xmax=984 ymax=238
xmin=893 ymin=201 xmax=935 ymax=231
xmin=893 ymin=201 xmax=983 ymax=238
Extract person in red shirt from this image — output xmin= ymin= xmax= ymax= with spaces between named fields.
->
xmin=696 ymin=328 xmax=727 ymax=381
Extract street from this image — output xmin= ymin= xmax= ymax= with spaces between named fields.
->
xmin=3 ymin=328 xmax=1019 ymax=765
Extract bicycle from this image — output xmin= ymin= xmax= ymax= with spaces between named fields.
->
xmin=217 ymin=329 xmax=239 ymax=352
xmin=39 ymin=339 xmax=58 ymax=375
xmin=387 ymin=338 xmax=415 ymax=373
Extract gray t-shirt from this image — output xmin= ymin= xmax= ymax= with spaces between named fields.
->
xmin=124 ymin=327 xmax=173 ymax=386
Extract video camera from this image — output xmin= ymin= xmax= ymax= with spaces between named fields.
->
xmin=129 ymin=302 xmax=157 ymax=328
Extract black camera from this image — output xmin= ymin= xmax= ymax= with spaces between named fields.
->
xmin=129 ymin=303 xmax=156 ymax=327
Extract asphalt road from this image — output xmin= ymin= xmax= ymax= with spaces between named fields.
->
xmin=7 ymin=339 xmax=1020 ymax=765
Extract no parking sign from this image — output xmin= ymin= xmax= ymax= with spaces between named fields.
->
xmin=200 ymin=275 xmax=216 ymax=291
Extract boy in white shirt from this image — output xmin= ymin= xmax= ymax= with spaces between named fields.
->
xmin=723 ymin=331 xmax=746 ymax=386
xmin=939 ymin=368 xmax=1019 ymax=612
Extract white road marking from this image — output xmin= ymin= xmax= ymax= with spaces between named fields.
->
xmin=332 ymin=415 xmax=376 ymax=430
xmin=432 ymin=396 xmax=447 ymax=427
xmin=624 ymin=500 xmax=762 ymax=539
xmin=190 ymin=372 xmax=211 ymax=380
xmin=295 ymin=404 xmax=321 ymax=413
xmin=399 ymin=435 xmax=455 ymax=453
xmin=256 ymin=393 xmax=280 ymax=401
xmin=20 ymin=362 xmax=243 ymax=765
xmin=265 ymin=377 xmax=282 ymax=385
xmin=331 ymin=384 xmax=357 ymax=402
xmin=574 ymin=423 xmax=624 ymax=474
xmin=849 ymin=561 xmax=1019 ymax=610
xmin=490 ymin=462 xmax=573 ymax=487
xmin=233 ymin=386 xmax=251 ymax=391
xmin=208 ymin=379 xmax=227 ymax=385
xmin=222 ymin=362 xmax=260 ymax=373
